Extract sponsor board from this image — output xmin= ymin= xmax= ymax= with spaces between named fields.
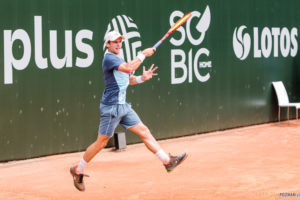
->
xmin=233 ymin=25 xmax=298 ymax=60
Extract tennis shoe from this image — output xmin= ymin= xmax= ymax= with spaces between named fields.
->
xmin=164 ymin=152 xmax=188 ymax=172
xmin=70 ymin=165 xmax=89 ymax=191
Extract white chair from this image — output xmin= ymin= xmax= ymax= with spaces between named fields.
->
xmin=272 ymin=81 xmax=300 ymax=122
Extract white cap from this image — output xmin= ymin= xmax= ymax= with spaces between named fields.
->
xmin=104 ymin=31 xmax=125 ymax=43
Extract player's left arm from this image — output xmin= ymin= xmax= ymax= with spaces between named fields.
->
xmin=129 ymin=64 xmax=158 ymax=85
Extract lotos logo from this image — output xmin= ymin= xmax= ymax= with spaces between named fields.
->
xmin=170 ymin=6 xmax=212 ymax=84
xmin=233 ymin=25 xmax=251 ymax=60
xmin=233 ymin=25 xmax=298 ymax=60
xmin=103 ymin=15 xmax=142 ymax=63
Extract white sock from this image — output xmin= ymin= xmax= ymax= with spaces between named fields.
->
xmin=76 ymin=158 xmax=87 ymax=174
xmin=155 ymin=149 xmax=170 ymax=165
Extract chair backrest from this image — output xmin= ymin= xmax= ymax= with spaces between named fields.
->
xmin=272 ymin=81 xmax=290 ymax=106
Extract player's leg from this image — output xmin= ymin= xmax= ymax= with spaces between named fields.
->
xmin=75 ymin=104 xmax=119 ymax=173
xmin=129 ymin=122 xmax=188 ymax=172
xmin=70 ymin=104 xmax=120 ymax=191
xmin=128 ymin=122 xmax=161 ymax=153
xmin=121 ymin=103 xmax=188 ymax=172
xmin=83 ymin=134 xmax=110 ymax=162
xmin=70 ymin=135 xmax=109 ymax=191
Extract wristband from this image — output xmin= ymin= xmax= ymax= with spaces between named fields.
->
xmin=136 ymin=76 xmax=144 ymax=83
xmin=137 ymin=53 xmax=146 ymax=62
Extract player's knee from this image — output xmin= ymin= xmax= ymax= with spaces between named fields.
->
xmin=95 ymin=136 xmax=110 ymax=149
xmin=96 ymin=140 xmax=108 ymax=150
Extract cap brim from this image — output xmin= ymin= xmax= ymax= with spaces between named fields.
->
xmin=105 ymin=35 xmax=125 ymax=43
xmin=115 ymin=36 xmax=125 ymax=41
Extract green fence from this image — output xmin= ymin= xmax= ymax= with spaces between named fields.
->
xmin=0 ymin=0 xmax=299 ymax=161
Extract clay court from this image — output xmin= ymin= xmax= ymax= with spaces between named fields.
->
xmin=1 ymin=120 xmax=300 ymax=200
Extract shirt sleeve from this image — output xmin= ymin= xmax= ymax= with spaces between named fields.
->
xmin=103 ymin=53 xmax=124 ymax=71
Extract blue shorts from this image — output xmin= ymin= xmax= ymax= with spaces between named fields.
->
xmin=98 ymin=102 xmax=141 ymax=138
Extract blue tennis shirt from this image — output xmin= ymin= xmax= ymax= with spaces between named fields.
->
xmin=101 ymin=52 xmax=129 ymax=105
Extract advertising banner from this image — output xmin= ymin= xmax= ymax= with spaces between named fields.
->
xmin=0 ymin=0 xmax=299 ymax=161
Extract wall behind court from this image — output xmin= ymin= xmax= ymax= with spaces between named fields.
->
xmin=0 ymin=0 xmax=299 ymax=161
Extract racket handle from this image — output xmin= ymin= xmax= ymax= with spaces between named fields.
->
xmin=153 ymin=41 xmax=162 ymax=49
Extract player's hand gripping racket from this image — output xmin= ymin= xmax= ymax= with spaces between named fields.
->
xmin=153 ymin=12 xmax=191 ymax=49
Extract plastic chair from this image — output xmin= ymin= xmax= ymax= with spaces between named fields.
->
xmin=272 ymin=81 xmax=300 ymax=122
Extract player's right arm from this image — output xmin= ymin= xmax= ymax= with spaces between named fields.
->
xmin=118 ymin=48 xmax=156 ymax=74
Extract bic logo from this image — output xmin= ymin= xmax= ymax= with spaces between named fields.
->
xmin=169 ymin=6 xmax=212 ymax=84
xmin=103 ymin=15 xmax=142 ymax=62
xmin=233 ymin=25 xmax=298 ymax=60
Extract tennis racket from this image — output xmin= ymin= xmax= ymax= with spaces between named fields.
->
xmin=153 ymin=12 xmax=191 ymax=49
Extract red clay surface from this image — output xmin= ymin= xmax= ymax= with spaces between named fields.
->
xmin=1 ymin=121 xmax=300 ymax=200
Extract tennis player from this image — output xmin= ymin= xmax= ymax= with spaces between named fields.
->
xmin=70 ymin=31 xmax=188 ymax=191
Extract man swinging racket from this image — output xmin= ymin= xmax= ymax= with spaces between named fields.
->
xmin=70 ymin=30 xmax=188 ymax=191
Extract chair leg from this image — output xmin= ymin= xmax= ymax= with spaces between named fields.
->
xmin=287 ymin=107 xmax=289 ymax=121
xmin=297 ymin=108 xmax=298 ymax=120
xmin=278 ymin=106 xmax=280 ymax=122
